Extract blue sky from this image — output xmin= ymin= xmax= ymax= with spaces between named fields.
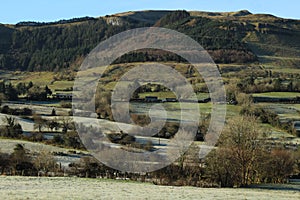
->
xmin=1 ymin=0 xmax=300 ymax=24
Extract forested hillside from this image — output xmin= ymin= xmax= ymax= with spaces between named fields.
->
xmin=0 ymin=10 xmax=300 ymax=71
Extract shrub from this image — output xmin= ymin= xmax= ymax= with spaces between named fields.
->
xmin=60 ymin=101 xmax=72 ymax=108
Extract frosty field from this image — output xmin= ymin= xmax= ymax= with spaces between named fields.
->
xmin=0 ymin=176 xmax=298 ymax=200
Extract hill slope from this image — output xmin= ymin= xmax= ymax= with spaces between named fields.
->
xmin=0 ymin=10 xmax=300 ymax=71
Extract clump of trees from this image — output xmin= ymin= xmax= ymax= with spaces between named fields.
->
xmin=0 ymin=116 xmax=23 ymax=138
xmin=205 ymin=115 xmax=297 ymax=187
xmin=0 ymin=81 xmax=18 ymax=101
xmin=0 ymin=112 xmax=83 ymax=150
xmin=27 ymin=85 xmax=51 ymax=101
xmin=107 ymin=131 xmax=154 ymax=151
xmin=30 ymin=116 xmax=83 ymax=149
xmin=0 ymin=144 xmax=59 ymax=176
xmin=227 ymin=73 xmax=300 ymax=95
xmin=0 ymin=80 xmax=53 ymax=101
xmin=0 ymin=105 xmax=32 ymax=116
xmin=59 ymin=101 xmax=72 ymax=108
xmin=95 ymin=89 xmax=113 ymax=120
xmin=240 ymin=104 xmax=297 ymax=135
xmin=0 ymin=115 xmax=298 ymax=187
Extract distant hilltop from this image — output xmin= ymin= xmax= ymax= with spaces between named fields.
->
xmin=4 ymin=9 xmax=299 ymax=28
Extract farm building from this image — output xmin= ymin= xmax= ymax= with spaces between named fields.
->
xmin=166 ymin=98 xmax=177 ymax=102
xmin=253 ymin=96 xmax=300 ymax=103
xmin=145 ymin=96 xmax=160 ymax=102
xmin=53 ymin=93 xmax=73 ymax=100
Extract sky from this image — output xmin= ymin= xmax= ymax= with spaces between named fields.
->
xmin=1 ymin=0 xmax=300 ymax=24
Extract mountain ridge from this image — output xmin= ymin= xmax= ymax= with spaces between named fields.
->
xmin=6 ymin=10 xmax=300 ymax=26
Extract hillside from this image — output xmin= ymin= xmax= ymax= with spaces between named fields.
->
xmin=0 ymin=10 xmax=300 ymax=71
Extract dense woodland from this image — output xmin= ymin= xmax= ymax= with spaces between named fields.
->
xmin=1 ymin=10 xmax=289 ymax=71
xmin=1 ymin=10 xmax=300 ymax=71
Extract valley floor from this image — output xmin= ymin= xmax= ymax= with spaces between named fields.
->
xmin=0 ymin=176 xmax=298 ymax=200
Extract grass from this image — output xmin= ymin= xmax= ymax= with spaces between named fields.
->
xmin=226 ymin=105 xmax=241 ymax=117
xmin=11 ymin=72 xmax=54 ymax=85
xmin=49 ymin=81 xmax=74 ymax=91
xmin=289 ymin=104 xmax=300 ymax=111
xmin=258 ymin=55 xmax=300 ymax=69
xmin=138 ymin=92 xmax=210 ymax=100
xmin=0 ymin=138 xmax=87 ymax=154
xmin=133 ymin=102 xmax=239 ymax=119
xmin=253 ymin=92 xmax=300 ymax=98
xmin=5 ymin=71 xmax=74 ymax=92
xmin=255 ymin=103 xmax=300 ymax=139
xmin=267 ymin=67 xmax=300 ymax=74
xmin=260 ymin=122 xmax=296 ymax=139
xmin=0 ymin=176 xmax=298 ymax=200
xmin=139 ymin=92 xmax=176 ymax=99
xmin=257 ymin=102 xmax=300 ymax=116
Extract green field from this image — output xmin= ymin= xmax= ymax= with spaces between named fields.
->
xmin=3 ymin=71 xmax=74 ymax=92
xmin=11 ymin=72 xmax=54 ymax=85
xmin=139 ymin=91 xmax=176 ymax=99
xmin=253 ymin=92 xmax=300 ymax=98
xmin=49 ymin=81 xmax=74 ymax=92
xmin=130 ymin=102 xmax=240 ymax=121
xmin=138 ymin=92 xmax=210 ymax=100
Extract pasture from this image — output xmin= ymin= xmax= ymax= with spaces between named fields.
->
xmin=253 ymin=92 xmax=300 ymax=98
xmin=0 ymin=176 xmax=298 ymax=200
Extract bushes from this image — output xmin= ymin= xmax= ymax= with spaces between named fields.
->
xmin=34 ymin=151 xmax=59 ymax=175
xmin=10 ymin=144 xmax=37 ymax=176
xmin=205 ymin=115 xmax=297 ymax=187
xmin=260 ymin=149 xmax=295 ymax=183
xmin=205 ymin=148 xmax=236 ymax=187
xmin=240 ymin=106 xmax=297 ymax=134
xmin=0 ymin=144 xmax=60 ymax=176
xmin=216 ymin=115 xmax=265 ymax=187
xmin=53 ymin=135 xmax=64 ymax=145
xmin=0 ymin=105 xmax=32 ymax=116
xmin=60 ymin=101 xmax=72 ymax=108
xmin=130 ymin=114 xmax=151 ymax=126
xmin=240 ymin=106 xmax=279 ymax=125
xmin=27 ymin=86 xmax=47 ymax=100
xmin=106 ymin=131 xmax=155 ymax=151
xmin=0 ymin=116 xmax=23 ymax=138
xmin=63 ymin=131 xmax=83 ymax=149
xmin=209 ymin=49 xmax=257 ymax=64
xmin=0 ymin=152 xmax=11 ymax=174
xmin=156 ymin=122 xmax=179 ymax=139
xmin=107 ymin=132 xmax=135 ymax=145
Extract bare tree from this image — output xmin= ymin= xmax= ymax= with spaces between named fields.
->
xmin=0 ymin=150 xmax=11 ymax=175
xmin=61 ymin=117 xmax=74 ymax=133
xmin=206 ymin=115 xmax=266 ymax=187
xmin=33 ymin=114 xmax=46 ymax=132
xmin=34 ymin=151 xmax=58 ymax=176
xmin=260 ymin=149 xmax=295 ymax=183
xmin=1 ymin=116 xmax=23 ymax=137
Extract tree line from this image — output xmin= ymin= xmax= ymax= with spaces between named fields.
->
xmin=0 ymin=81 xmax=52 ymax=101
xmin=0 ymin=113 xmax=298 ymax=187
xmin=0 ymin=143 xmax=59 ymax=176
